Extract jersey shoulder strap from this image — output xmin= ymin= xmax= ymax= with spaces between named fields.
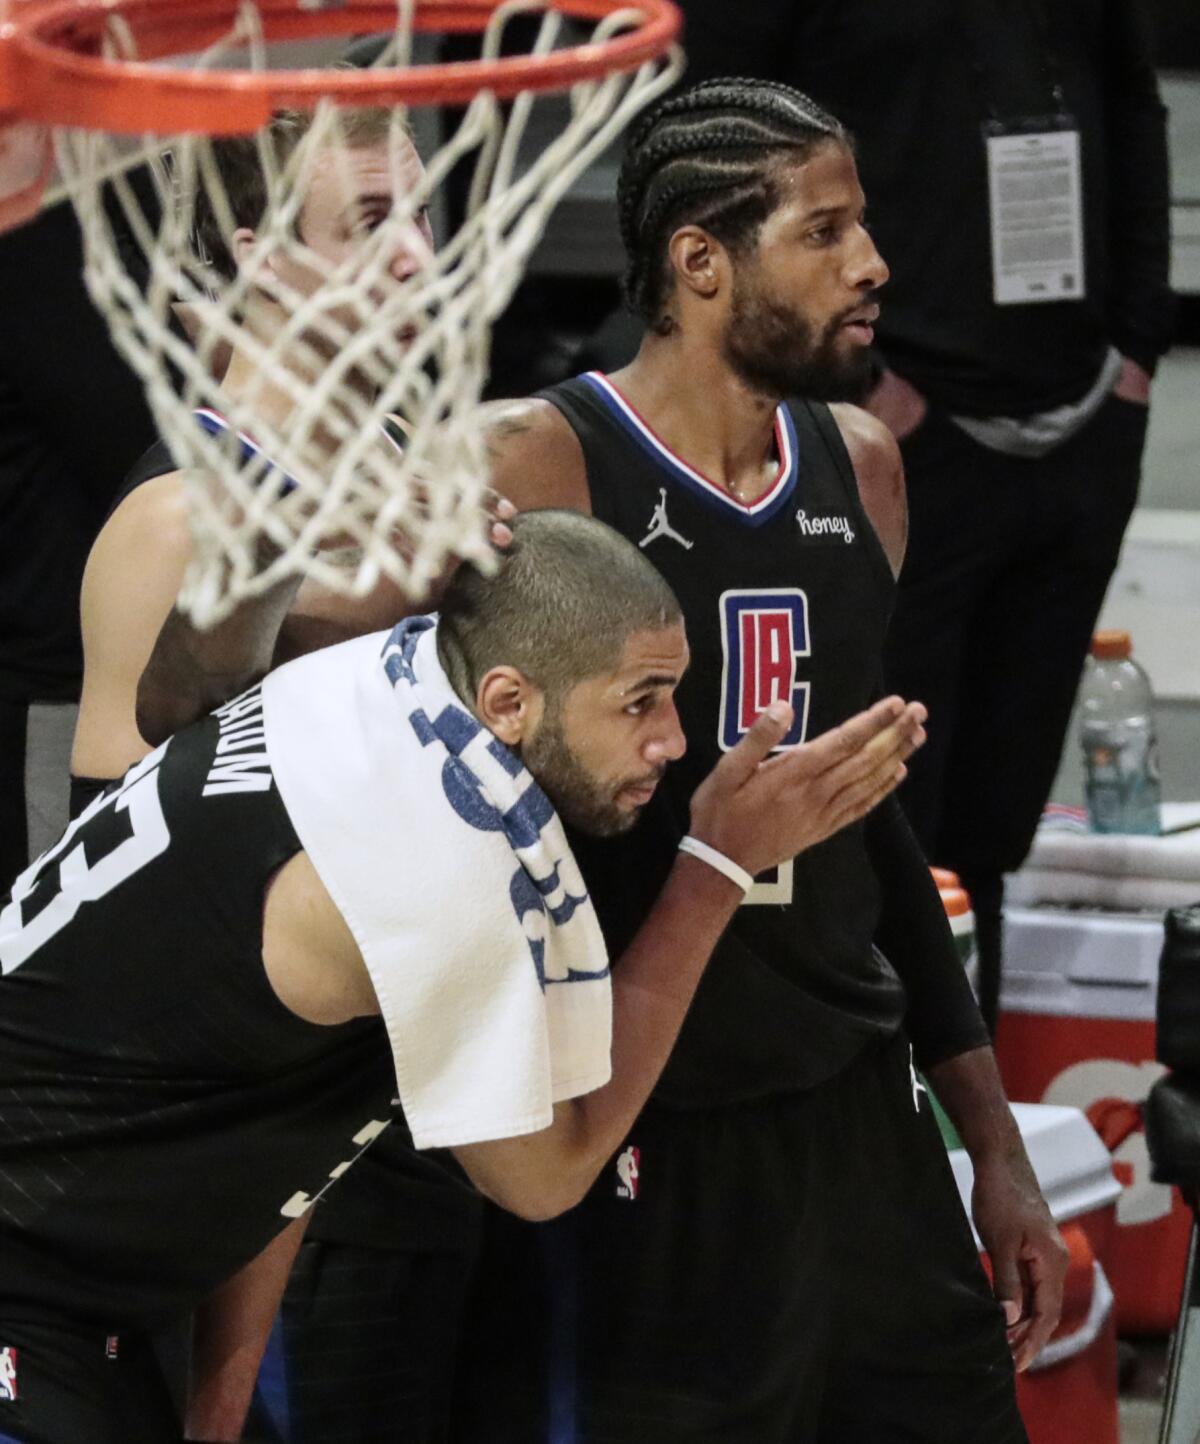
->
xmin=537 ymin=375 xmax=617 ymax=451
xmin=792 ymin=398 xmax=858 ymax=498
xmin=106 ymin=436 xmax=176 ymax=520
xmin=788 ymin=397 xmax=895 ymax=589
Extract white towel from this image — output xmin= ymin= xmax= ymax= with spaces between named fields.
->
xmin=1006 ymin=803 xmax=1200 ymax=912
xmin=261 ymin=616 xmax=612 ymax=1149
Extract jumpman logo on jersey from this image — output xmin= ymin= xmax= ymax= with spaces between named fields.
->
xmin=909 ymin=1045 xmax=928 ymax=1114
xmin=639 ymin=489 xmax=693 ymax=551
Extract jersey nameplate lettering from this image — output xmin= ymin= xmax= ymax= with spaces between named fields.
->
xmin=204 ymin=685 xmax=274 ymax=796
xmin=718 ymin=588 xmax=811 ymax=752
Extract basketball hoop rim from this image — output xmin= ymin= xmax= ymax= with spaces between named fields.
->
xmin=0 ymin=0 xmax=680 ymax=134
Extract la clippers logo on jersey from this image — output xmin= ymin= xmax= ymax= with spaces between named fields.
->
xmin=0 ymin=1347 xmax=17 ymax=1401
xmin=615 ymin=1145 xmax=640 ymax=1199
xmin=719 ymin=589 xmax=811 ymax=750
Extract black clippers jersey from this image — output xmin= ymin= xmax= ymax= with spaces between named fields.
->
xmin=0 ymin=691 xmax=393 ymax=1327
xmin=546 ymin=374 xmax=906 ymax=1104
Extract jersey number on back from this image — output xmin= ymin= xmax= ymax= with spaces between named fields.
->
xmin=718 ymin=589 xmax=810 ymax=906
xmin=0 ymin=746 xmax=170 ymax=973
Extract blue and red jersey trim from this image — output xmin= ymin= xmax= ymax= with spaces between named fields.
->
xmin=580 ymin=371 xmax=799 ymax=527
xmin=193 ymin=407 xmax=300 ymax=496
xmin=192 ymin=408 xmax=403 ymax=495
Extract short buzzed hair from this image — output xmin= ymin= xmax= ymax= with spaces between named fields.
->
xmin=437 ymin=510 xmax=682 ymax=708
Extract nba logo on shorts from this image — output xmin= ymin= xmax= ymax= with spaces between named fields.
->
xmin=718 ymin=589 xmax=811 ymax=750
xmin=615 ymin=1145 xmax=640 ymax=1200
xmin=0 ymin=1347 xmax=17 ymax=1402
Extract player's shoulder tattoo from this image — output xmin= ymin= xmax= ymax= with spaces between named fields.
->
xmin=484 ymin=412 xmax=534 ymax=463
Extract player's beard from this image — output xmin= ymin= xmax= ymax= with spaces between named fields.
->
xmin=723 ymin=270 xmax=874 ymax=402
xmin=522 ymin=709 xmax=649 ymax=839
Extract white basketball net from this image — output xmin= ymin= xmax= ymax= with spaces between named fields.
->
xmin=48 ymin=0 xmax=680 ymax=624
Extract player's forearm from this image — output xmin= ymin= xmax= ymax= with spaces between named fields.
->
xmin=137 ymin=576 xmax=302 ymax=744
xmin=925 ymin=1044 xmax=1026 ymax=1167
xmin=184 ymin=1214 xmax=308 ymax=1441
xmin=574 ymin=852 xmax=743 ymax=1153
xmin=455 ymin=854 xmax=741 ymax=1218
xmin=455 ymin=700 xmax=924 ymax=1218
xmin=864 ymin=796 xmax=989 ymax=1066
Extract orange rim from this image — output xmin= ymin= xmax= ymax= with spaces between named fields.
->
xmin=0 ymin=0 xmax=680 ymax=134
xmin=0 ymin=116 xmax=53 ymax=226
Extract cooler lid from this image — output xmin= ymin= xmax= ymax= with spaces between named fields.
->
xmin=950 ymin=1103 xmax=1121 ymax=1240
xmin=999 ymin=907 xmax=1161 ymax=1019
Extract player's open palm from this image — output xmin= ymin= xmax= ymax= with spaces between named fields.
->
xmin=690 ymin=696 xmax=927 ymax=879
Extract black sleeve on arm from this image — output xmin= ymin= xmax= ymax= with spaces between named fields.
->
xmin=864 ymin=794 xmax=990 ymax=1069
xmin=1101 ymin=0 xmax=1176 ymax=374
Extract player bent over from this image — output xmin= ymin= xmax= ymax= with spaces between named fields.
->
xmin=0 ymin=512 xmax=924 ymax=1443
xmin=67 ymin=107 xmax=509 ymax=1442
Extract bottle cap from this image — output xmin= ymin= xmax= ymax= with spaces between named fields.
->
xmin=1091 ymin=630 xmax=1132 ymax=661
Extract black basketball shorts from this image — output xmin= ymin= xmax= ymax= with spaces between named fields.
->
xmin=263 ymin=1236 xmax=480 ymax=1444
xmin=0 ymin=1314 xmax=179 ymax=1444
xmin=454 ymin=1030 xmax=1028 ymax=1444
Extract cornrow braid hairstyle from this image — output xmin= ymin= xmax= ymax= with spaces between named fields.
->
xmin=617 ymin=78 xmax=849 ymax=330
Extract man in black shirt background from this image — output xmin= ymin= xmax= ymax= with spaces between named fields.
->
xmin=671 ymin=0 xmax=1177 ymax=1031
xmin=0 ymin=198 xmax=155 ymax=893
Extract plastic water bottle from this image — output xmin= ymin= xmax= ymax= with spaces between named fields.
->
xmin=1079 ymin=631 xmax=1161 ymax=835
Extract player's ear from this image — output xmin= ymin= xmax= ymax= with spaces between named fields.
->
xmin=230 ymin=226 xmax=261 ymax=272
xmin=668 ymin=225 xmax=725 ymax=302
xmin=476 ymin=666 xmax=542 ymax=747
xmin=230 ymin=226 xmax=289 ymax=291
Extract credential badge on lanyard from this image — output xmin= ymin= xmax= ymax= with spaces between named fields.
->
xmin=985 ymin=114 xmax=1084 ymax=306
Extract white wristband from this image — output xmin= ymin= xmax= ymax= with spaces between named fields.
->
xmin=678 ymin=835 xmax=755 ymax=896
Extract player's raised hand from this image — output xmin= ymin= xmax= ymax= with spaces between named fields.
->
xmin=689 ymin=696 xmax=927 ymax=880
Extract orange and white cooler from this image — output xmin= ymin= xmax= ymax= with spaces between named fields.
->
xmin=950 ymin=1104 xmax=1122 ymax=1444
xmin=998 ymin=806 xmax=1200 ymax=1332
xmin=932 ymin=868 xmax=979 ymax=997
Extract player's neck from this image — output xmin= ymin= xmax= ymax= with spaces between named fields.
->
xmin=610 ymin=337 xmax=783 ymax=504
xmin=219 ymin=306 xmax=363 ymax=464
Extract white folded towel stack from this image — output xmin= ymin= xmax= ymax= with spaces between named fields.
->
xmin=1007 ymin=804 xmax=1200 ymax=912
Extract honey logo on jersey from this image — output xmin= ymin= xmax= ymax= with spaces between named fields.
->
xmin=718 ymin=589 xmax=811 ymax=751
xmin=0 ymin=1347 xmax=17 ymax=1402
xmin=795 ymin=509 xmax=855 ymax=545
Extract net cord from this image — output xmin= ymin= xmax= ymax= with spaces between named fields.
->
xmin=44 ymin=1 xmax=681 ymax=622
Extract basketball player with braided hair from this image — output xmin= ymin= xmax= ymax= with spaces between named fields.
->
xmin=464 ymin=78 xmax=1067 ymax=1442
